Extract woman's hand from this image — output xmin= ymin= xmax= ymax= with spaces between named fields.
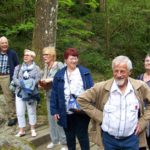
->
xmin=39 ymin=78 xmax=52 ymax=90
xmin=53 ymin=114 xmax=60 ymax=121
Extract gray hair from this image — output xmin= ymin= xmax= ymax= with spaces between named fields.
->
xmin=24 ymin=49 xmax=36 ymax=58
xmin=0 ymin=36 xmax=8 ymax=44
xmin=112 ymin=55 xmax=133 ymax=71
xmin=145 ymin=53 xmax=150 ymax=59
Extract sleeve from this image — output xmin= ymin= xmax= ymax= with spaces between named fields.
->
xmin=138 ymin=82 xmax=150 ymax=130
xmin=50 ymin=75 xmax=59 ymax=115
xmin=86 ymin=72 xmax=94 ymax=89
xmin=34 ymin=66 xmax=42 ymax=84
xmin=12 ymin=65 xmax=22 ymax=87
xmin=13 ymin=51 xmax=19 ymax=67
xmin=57 ymin=62 xmax=64 ymax=70
xmin=77 ymin=83 xmax=103 ymax=124
xmin=47 ymin=62 xmax=64 ymax=81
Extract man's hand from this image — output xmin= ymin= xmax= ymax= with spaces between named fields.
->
xmin=135 ymin=123 xmax=142 ymax=135
xmin=53 ymin=114 xmax=60 ymax=121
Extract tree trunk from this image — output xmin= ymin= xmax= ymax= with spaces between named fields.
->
xmin=100 ymin=0 xmax=105 ymax=12
xmin=104 ymin=0 xmax=110 ymax=52
xmin=32 ymin=0 xmax=58 ymax=64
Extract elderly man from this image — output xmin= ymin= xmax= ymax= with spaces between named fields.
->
xmin=77 ymin=55 xmax=150 ymax=150
xmin=0 ymin=36 xmax=19 ymax=126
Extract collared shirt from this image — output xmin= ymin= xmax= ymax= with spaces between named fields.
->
xmin=0 ymin=53 xmax=9 ymax=74
xmin=64 ymin=67 xmax=84 ymax=113
xmin=101 ymin=80 xmax=139 ymax=137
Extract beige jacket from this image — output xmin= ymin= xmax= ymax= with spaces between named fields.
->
xmin=77 ymin=77 xmax=150 ymax=148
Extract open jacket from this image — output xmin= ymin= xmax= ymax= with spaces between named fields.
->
xmin=50 ymin=65 xmax=94 ymax=128
xmin=77 ymin=77 xmax=150 ymax=148
xmin=13 ymin=63 xmax=41 ymax=103
xmin=6 ymin=48 xmax=19 ymax=81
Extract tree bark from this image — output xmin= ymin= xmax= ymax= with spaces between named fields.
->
xmin=100 ymin=0 xmax=105 ymax=12
xmin=32 ymin=0 xmax=58 ymax=63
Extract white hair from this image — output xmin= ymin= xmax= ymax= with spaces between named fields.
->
xmin=0 ymin=36 xmax=8 ymax=44
xmin=112 ymin=55 xmax=133 ymax=71
xmin=24 ymin=49 xmax=36 ymax=58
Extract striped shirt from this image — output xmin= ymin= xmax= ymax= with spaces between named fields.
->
xmin=101 ymin=80 xmax=139 ymax=137
xmin=0 ymin=53 xmax=9 ymax=74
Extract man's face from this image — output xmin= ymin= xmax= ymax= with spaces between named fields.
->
xmin=0 ymin=38 xmax=8 ymax=52
xmin=113 ymin=63 xmax=130 ymax=87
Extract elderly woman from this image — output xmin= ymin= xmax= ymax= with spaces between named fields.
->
xmin=137 ymin=53 xmax=150 ymax=150
xmin=50 ymin=48 xmax=94 ymax=150
xmin=39 ymin=47 xmax=67 ymax=149
xmin=13 ymin=49 xmax=41 ymax=137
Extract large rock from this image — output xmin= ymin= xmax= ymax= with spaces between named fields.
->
xmin=0 ymin=134 xmax=35 ymax=150
xmin=0 ymin=95 xmax=35 ymax=150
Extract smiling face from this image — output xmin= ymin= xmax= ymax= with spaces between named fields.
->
xmin=0 ymin=37 xmax=9 ymax=53
xmin=23 ymin=52 xmax=33 ymax=64
xmin=65 ymin=55 xmax=78 ymax=70
xmin=113 ymin=63 xmax=130 ymax=88
xmin=144 ymin=56 xmax=150 ymax=71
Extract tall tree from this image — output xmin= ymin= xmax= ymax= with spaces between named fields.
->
xmin=100 ymin=0 xmax=106 ymax=12
xmin=32 ymin=0 xmax=58 ymax=63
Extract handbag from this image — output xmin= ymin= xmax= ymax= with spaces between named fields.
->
xmin=68 ymin=94 xmax=80 ymax=111
xmin=9 ymin=65 xmax=21 ymax=92
xmin=9 ymin=80 xmax=16 ymax=92
xmin=66 ymin=70 xmax=81 ymax=112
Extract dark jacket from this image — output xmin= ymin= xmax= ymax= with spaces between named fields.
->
xmin=7 ymin=48 xmax=19 ymax=81
xmin=50 ymin=65 xmax=94 ymax=128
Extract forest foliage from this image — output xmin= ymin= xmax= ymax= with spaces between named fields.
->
xmin=0 ymin=0 xmax=150 ymax=80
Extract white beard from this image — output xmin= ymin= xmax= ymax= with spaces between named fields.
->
xmin=115 ymin=79 xmax=125 ymax=86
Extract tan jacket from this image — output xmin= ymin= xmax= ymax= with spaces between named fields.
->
xmin=77 ymin=77 xmax=150 ymax=148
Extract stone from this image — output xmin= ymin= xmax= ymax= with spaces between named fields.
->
xmin=0 ymin=134 xmax=35 ymax=150
xmin=0 ymin=95 xmax=7 ymax=125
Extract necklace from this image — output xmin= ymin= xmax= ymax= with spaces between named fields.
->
xmin=46 ymin=61 xmax=54 ymax=78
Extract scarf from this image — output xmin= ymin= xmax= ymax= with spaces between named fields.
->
xmin=21 ymin=62 xmax=35 ymax=79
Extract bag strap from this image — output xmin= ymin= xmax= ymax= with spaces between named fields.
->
xmin=17 ymin=65 xmax=21 ymax=78
xmin=66 ymin=70 xmax=72 ymax=98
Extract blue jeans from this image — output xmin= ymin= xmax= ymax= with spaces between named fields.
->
xmin=64 ymin=113 xmax=90 ymax=150
xmin=102 ymin=131 xmax=139 ymax=150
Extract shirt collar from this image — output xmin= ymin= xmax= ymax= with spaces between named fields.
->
xmin=111 ymin=79 xmax=134 ymax=95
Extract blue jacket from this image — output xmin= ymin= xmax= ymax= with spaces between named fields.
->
xmin=50 ymin=65 xmax=94 ymax=128
xmin=7 ymin=48 xmax=19 ymax=81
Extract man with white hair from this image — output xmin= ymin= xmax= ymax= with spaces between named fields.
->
xmin=0 ymin=36 xmax=19 ymax=126
xmin=77 ymin=55 xmax=150 ymax=150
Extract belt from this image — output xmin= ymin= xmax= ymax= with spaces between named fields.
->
xmin=0 ymin=73 xmax=9 ymax=76
xmin=104 ymin=131 xmax=131 ymax=140
xmin=113 ymin=135 xmax=128 ymax=140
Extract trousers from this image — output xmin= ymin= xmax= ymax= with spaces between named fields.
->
xmin=46 ymin=94 xmax=66 ymax=144
xmin=102 ymin=131 xmax=139 ymax=150
xmin=0 ymin=75 xmax=16 ymax=119
xmin=16 ymin=96 xmax=37 ymax=128
xmin=64 ymin=113 xmax=90 ymax=150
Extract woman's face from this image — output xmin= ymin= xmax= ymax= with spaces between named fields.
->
xmin=144 ymin=56 xmax=150 ymax=71
xmin=23 ymin=53 xmax=33 ymax=64
xmin=65 ymin=55 xmax=78 ymax=70
xmin=43 ymin=53 xmax=53 ymax=64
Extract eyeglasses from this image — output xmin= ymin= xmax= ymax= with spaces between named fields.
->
xmin=43 ymin=54 xmax=51 ymax=56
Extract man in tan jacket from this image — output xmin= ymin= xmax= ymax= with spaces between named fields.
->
xmin=77 ymin=55 xmax=150 ymax=150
